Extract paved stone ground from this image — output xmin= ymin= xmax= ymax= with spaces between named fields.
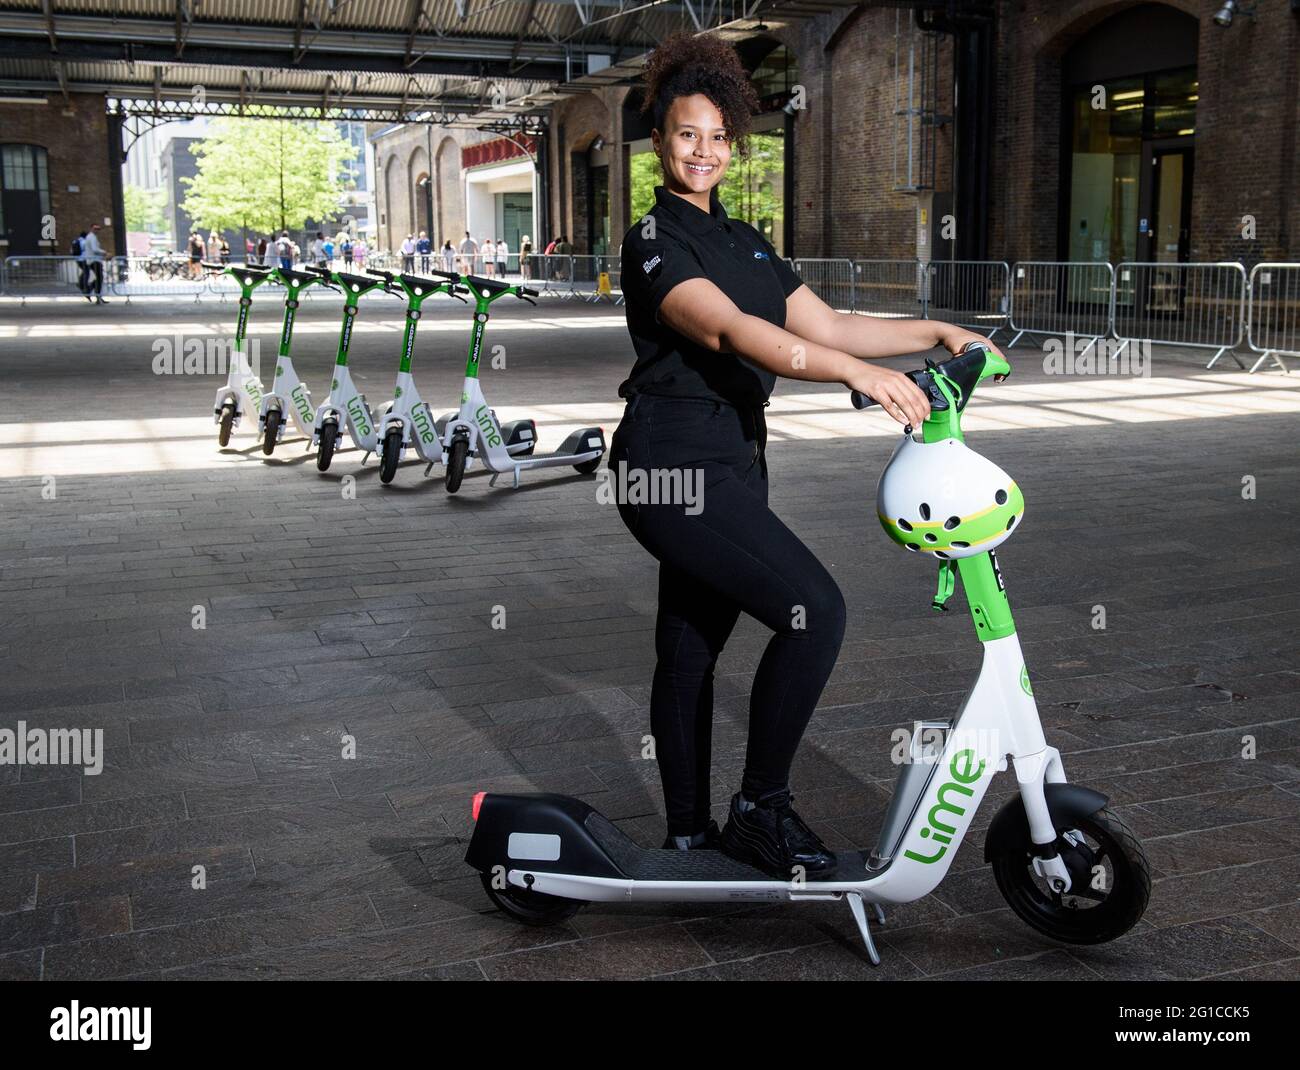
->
xmin=0 ymin=296 xmax=1298 ymax=981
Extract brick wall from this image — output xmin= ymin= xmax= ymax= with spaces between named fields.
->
xmin=372 ymin=126 xmax=492 ymax=254
xmin=783 ymin=0 xmax=1298 ymax=263
xmin=0 ymin=94 xmax=118 ymax=257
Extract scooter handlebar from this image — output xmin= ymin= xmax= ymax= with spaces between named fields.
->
xmin=519 ymin=286 xmax=540 ymax=298
xmin=851 ymin=341 xmax=1001 ymax=413
xmin=366 ymin=268 xmax=395 ymax=283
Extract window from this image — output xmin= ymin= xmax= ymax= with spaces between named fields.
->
xmin=0 ymin=144 xmax=52 ymax=244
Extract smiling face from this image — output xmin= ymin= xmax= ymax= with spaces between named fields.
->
xmin=653 ymin=93 xmax=732 ymax=208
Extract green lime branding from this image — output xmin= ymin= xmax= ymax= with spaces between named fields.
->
xmin=1020 ymin=665 xmax=1033 ymax=696
xmin=475 ymin=404 xmax=502 ymax=447
xmin=290 ymin=384 xmax=312 ymax=424
xmin=903 ymin=748 xmax=985 ymax=864
xmin=346 ymin=397 xmax=372 ymax=436
xmin=412 ymin=406 xmax=437 ymax=445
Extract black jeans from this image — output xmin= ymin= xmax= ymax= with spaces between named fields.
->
xmin=609 ymin=394 xmax=847 ymax=837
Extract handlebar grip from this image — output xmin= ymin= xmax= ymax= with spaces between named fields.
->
xmin=520 ymin=286 xmax=539 ymax=298
xmin=426 ymin=268 xmax=461 ymax=281
xmin=850 ymin=390 xmax=875 ymax=410
xmin=366 ymin=268 xmax=394 ymax=280
xmin=200 ymin=261 xmax=226 ymax=271
xmin=303 ymin=265 xmax=329 ymax=277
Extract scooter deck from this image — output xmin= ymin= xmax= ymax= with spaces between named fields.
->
xmin=587 ymin=810 xmax=869 ymax=883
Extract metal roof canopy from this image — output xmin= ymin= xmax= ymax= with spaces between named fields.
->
xmin=0 ymin=0 xmax=864 ymax=131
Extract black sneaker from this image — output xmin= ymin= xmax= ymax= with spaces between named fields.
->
xmin=719 ymin=789 xmax=838 ymax=880
xmin=661 ymin=819 xmax=720 ymax=851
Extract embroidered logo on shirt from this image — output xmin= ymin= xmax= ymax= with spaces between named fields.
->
xmin=753 ymin=251 xmax=770 ymax=261
xmin=643 ymin=254 xmax=662 ymax=276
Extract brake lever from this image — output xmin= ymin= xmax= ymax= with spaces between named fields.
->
xmin=516 ymin=293 xmax=537 ymax=306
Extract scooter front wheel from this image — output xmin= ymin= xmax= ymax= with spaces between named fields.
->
xmin=262 ymin=408 xmax=281 ymax=455
xmin=990 ymin=805 xmax=1150 ymax=945
xmin=378 ymin=427 xmax=403 ymax=484
xmin=316 ymin=419 xmax=339 ymax=472
xmin=445 ymin=435 xmax=469 ymax=493
xmin=217 ymin=402 xmax=236 ymax=447
xmin=573 ymin=457 xmax=602 ymax=475
xmin=480 ymin=872 xmax=582 ymax=927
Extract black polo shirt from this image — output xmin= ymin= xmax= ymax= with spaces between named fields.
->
xmin=618 ymin=185 xmax=803 ymax=406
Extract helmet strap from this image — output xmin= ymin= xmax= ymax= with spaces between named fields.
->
xmin=931 ymin=559 xmax=958 ymax=611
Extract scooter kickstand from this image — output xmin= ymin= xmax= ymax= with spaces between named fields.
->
xmin=846 ymin=892 xmax=881 ymax=966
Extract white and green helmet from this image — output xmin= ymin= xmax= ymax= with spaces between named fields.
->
xmin=876 ymin=434 xmax=1025 ymax=559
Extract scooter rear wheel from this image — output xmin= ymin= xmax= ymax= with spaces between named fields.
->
xmin=990 ymin=805 xmax=1150 ymax=945
xmin=379 ymin=427 xmax=403 ymax=484
xmin=480 ymin=872 xmax=582 ymax=927
xmin=445 ymin=435 xmax=469 ymax=493
xmin=217 ymin=402 xmax=236 ymax=447
xmin=316 ymin=419 xmax=339 ymax=472
xmin=262 ymin=408 xmax=281 ymax=455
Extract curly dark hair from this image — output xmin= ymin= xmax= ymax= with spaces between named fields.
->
xmin=640 ymin=31 xmax=759 ymax=150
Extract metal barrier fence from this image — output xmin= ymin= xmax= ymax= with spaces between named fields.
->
xmin=2 ymin=255 xmax=106 ymax=300
xmin=1111 ymin=262 xmax=1248 ymax=369
xmin=1008 ymin=261 xmax=1115 ymax=356
xmin=794 ymin=258 xmax=855 ymax=311
xmin=1245 ymin=263 xmax=1299 ymax=373
xmin=924 ymin=259 xmax=1011 ymax=337
xmin=0 ymin=252 xmax=1294 ymax=372
xmin=851 ymin=260 xmax=925 ymax=318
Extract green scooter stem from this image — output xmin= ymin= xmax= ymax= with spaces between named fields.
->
xmin=388 ymin=276 xmax=461 ymax=374
xmin=920 ymin=349 xmax=1016 ymax=642
xmin=219 ymin=266 xmax=273 ymax=357
xmin=321 ymin=272 xmax=384 ymax=367
xmin=270 ymin=269 xmax=329 ymax=359
xmin=460 ymin=279 xmax=527 ymax=378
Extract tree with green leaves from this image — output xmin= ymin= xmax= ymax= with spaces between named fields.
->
xmin=123 ymin=185 xmax=167 ymax=233
xmin=181 ymin=116 xmax=358 ymax=241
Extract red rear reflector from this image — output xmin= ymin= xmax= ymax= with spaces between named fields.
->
xmin=471 ymin=791 xmax=486 ymax=821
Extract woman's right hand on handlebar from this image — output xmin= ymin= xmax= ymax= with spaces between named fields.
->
xmin=846 ymin=364 xmax=931 ymax=428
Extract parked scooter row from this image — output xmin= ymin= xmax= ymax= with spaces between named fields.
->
xmin=203 ymin=261 xmax=606 ymax=491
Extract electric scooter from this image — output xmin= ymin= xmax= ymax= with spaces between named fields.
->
xmin=204 ymin=261 xmax=273 ymax=447
xmin=364 ymin=268 xmax=537 ymax=484
xmin=257 ymin=266 xmax=335 ymax=455
xmin=464 ymin=343 xmax=1151 ymax=965
xmin=303 ymin=265 xmax=385 ymax=472
xmin=438 ymin=274 xmax=606 ymax=493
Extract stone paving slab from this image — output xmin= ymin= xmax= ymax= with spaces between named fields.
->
xmin=0 ymin=300 xmax=1297 ymax=980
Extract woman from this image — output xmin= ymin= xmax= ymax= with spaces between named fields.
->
xmin=496 ymin=236 xmax=509 ymax=277
xmin=520 ymin=234 xmax=533 ymax=280
xmin=611 ymin=32 xmax=998 ymax=879
xmin=441 ymin=239 xmax=456 ymax=273
xmin=481 ymin=237 xmax=495 ymax=277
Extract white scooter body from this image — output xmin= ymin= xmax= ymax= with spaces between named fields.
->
xmin=378 ymin=370 xmax=440 ymax=464
xmin=313 ymin=360 xmax=378 ymax=457
xmin=486 ymin=633 xmax=1066 ymax=950
xmin=442 ymin=376 xmax=604 ymax=488
xmin=260 ymin=355 xmax=315 ymax=440
xmin=214 ymin=347 xmax=264 ymax=431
